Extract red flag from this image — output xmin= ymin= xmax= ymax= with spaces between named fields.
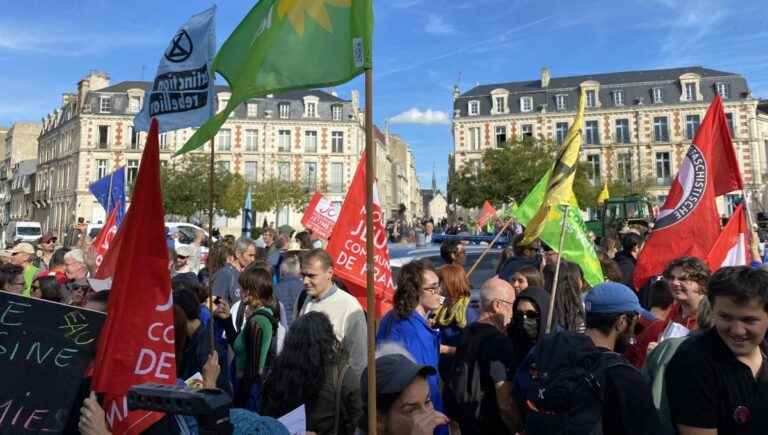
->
xmin=90 ymin=201 xmax=120 ymax=277
xmin=476 ymin=200 xmax=497 ymax=227
xmin=706 ymin=204 xmax=749 ymax=270
xmin=301 ymin=192 xmax=340 ymax=239
xmin=326 ymin=153 xmax=395 ymax=318
xmin=633 ymin=95 xmax=743 ymax=289
xmin=91 ymin=118 xmax=175 ymax=434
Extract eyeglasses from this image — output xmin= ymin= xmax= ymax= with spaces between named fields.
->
xmin=176 ymin=255 xmax=188 ymax=260
xmin=422 ymin=283 xmax=442 ymax=295
xmin=516 ymin=309 xmax=539 ymax=319
xmin=494 ymin=298 xmax=515 ymax=307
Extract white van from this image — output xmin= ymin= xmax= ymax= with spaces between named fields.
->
xmin=4 ymin=221 xmax=42 ymax=247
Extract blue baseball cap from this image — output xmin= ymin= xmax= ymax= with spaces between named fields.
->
xmin=584 ymin=282 xmax=655 ymax=320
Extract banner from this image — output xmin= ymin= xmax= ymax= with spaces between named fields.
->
xmin=301 ymin=192 xmax=340 ymax=239
xmin=0 ymin=292 xmax=105 ymax=434
xmin=90 ymin=201 xmax=120 ymax=277
xmin=89 ymin=166 xmax=126 ymax=226
xmin=134 ymin=7 xmax=216 ymax=133
xmin=326 ymin=153 xmax=394 ymax=318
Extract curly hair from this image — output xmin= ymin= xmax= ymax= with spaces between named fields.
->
xmin=663 ymin=256 xmax=711 ymax=290
xmin=394 ymin=260 xmax=436 ymax=318
xmin=260 ymin=311 xmax=343 ymax=417
xmin=544 ymin=260 xmax=585 ymax=332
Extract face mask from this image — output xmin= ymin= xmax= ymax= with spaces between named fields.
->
xmin=521 ymin=317 xmax=539 ymax=339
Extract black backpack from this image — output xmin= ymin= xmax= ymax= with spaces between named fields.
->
xmin=523 ymin=331 xmax=632 ymax=435
xmin=445 ymin=324 xmax=501 ymax=425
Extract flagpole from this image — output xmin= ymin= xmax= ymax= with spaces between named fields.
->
xmin=545 ymin=204 xmax=570 ymax=334
xmin=364 ymin=68 xmax=377 ymax=435
xmin=467 ymin=215 xmax=516 ymax=277
xmin=207 ymin=137 xmax=216 ymax=348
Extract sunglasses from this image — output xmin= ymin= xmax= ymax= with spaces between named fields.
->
xmin=516 ymin=309 xmax=539 ymax=319
xmin=176 ymin=255 xmax=188 ymax=260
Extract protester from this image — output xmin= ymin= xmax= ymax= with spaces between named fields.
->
xmin=424 ymin=221 xmax=435 ymax=244
xmin=543 ymin=260 xmax=586 ymax=332
xmin=212 ymin=238 xmax=257 ymax=305
xmin=598 ymin=251 xmax=624 ymax=282
xmin=172 ymin=243 xmax=198 ymax=284
xmin=294 ymin=230 xmax=313 ymax=250
xmin=297 ymin=249 xmax=368 ymax=376
xmin=233 ymin=266 xmax=281 ymax=410
xmin=0 ymin=263 xmax=24 ymax=294
xmin=614 ymin=232 xmax=644 ymax=289
xmin=376 ymin=259 xmax=445 ymax=422
xmin=600 ymin=236 xmax=620 ymax=259
xmin=439 ymin=240 xmax=466 ymax=268
xmin=261 ymin=311 xmax=362 ymax=435
xmin=84 ymin=289 xmax=110 ymax=312
xmin=47 ymin=247 xmax=70 ymax=281
xmin=7 ymin=242 xmax=39 ymax=296
xmin=444 ymin=276 xmax=517 ymax=434
xmin=357 ymin=345 xmax=453 ymax=435
xmin=512 ymin=282 xmax=660 ymax=434
xmin=498 ymin=237 xmax=542 ymax=282
xmin=188 ymin=228 xmax=206 ymax=273
xmin=68 ymin=278 xmax=92 ymax=306
xmin=262 ymin=228 xmax=278 ymax=257
xmin=64 ymin=249 xmax=89 ymax=281
xmin=30 ymin=275 xmax=64 ymax=302
xmin=174 ymin=288 xmax=213 ymax=382
xmin=666 ymin=266 xmax=768 ymax=434
xmin=508 ymin=265 xmax=544 ymax=295
xmin=434 ymin=263 xmax=480 ymax=380
xmin=626 ymin=257 xmax=710 ymax=367
xmin=636 ymin=279 xmax=674 ymax=336
xmin=36 ymin=232 xmax=57 ymax=270
xmin=507 ymin=286 xmax=551 ymax=373
xmin=274 ymin=255 xmax=303 ymax=327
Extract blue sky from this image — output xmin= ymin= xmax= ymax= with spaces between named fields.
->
xmin=1 ymin=0 xmax=767 ymax=192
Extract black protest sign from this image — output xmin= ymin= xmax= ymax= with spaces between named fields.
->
xmin=0 ymin=291 xmax=105 ymax=434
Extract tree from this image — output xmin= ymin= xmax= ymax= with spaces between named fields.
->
xmin=250 ymin=178 xmax=311 ymax=223
xmin=160 ymin=154 xmax=246 ymax=220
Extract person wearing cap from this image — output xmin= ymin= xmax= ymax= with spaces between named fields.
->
xmin=358 ymin=346 xmax=453 ymax=435
xmin=36 ymin=232 xmax=58 ymax=271
xmin=172 ymin=244 xmax=198 ymax=281
xmin=511 ymin=281 xmax=660 ymax=435
xmin=7 ymin=242 xmax=39 ymax=296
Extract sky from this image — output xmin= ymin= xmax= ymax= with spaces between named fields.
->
xmin=1 ymin=0 xmax=767 ymax=192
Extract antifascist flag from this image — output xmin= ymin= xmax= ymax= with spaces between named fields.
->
xmin=89 ymin=166 xmax=126 ymax=226
xmin=706 ymin=203 xmax=749 ymax=270
xmin=91 ymin=118 xmax=176 ymax=434
xmin=326 ymin=152 xmax=394 ymax=318
xmin=633 ymin=95 xmax=743 ymax=289
xmin=521 ymin=89 xmax=586 ymax=244
xmin=476 ymin=200 xmax=497 ymax=227
xmin=175 ymin=0 xmax=373 ymax=155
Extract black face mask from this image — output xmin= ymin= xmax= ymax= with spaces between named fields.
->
xmin=510 ymin=315 xmax=539 ymax=341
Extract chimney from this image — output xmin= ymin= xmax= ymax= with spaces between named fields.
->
xmin=452 ymin=85 xmax=461 ymax=101
xmin=541 ymin=67 xmax=550 ymax=88
xmin=351 ymin=89 xmax=360 ymax=112
xmin=77 ymin=70 xmax=110 ymax=111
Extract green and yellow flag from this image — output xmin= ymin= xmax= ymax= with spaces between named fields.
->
xmin=596 ymin=182 xmax=610 ymax=204
xmin=175 ymin=0 xmax=373 ymax=156
xmin=520 ymin=89 xmax=586 ymax=244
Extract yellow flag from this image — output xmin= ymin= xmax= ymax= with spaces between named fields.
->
xmin=521 ymin=89 xmax=586 ymax=244
xmin=596 ymin=182 xmax=610 ymax=204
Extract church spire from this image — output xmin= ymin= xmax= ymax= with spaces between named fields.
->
xmin=431 ymin=163 xmax=437 ymax=195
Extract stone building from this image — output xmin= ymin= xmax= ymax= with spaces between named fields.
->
xmin=1 ymin=122 xmax=40 ymax=225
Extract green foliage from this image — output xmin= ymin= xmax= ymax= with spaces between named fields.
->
xmin=250 ymin=178 xmax=310 ymax=213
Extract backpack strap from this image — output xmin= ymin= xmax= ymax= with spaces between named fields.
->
xmin=235 ymin=302 xmax=247 ymax=333
xmin=333 ymin=363 xmax=350 ymax=435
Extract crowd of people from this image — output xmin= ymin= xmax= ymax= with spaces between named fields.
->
xmin=3 ymin=219 xmax=768 ymax=435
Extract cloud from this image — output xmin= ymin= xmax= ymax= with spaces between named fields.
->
xmin=390 ymin=0 xmax=421 ymax=8
xmin=425 ymin=14 xmax=456 ymax=35
xmin=390 ymin=108 xmax=450 ymax=125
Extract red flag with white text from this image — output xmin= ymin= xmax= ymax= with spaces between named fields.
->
xmin=326 ymin=153 xmax=395 ymax=318
xmin=301 ymin=192 xmax=340 ymax=239
xmin=633 ymin=95 xmax=743 ymax=289
xmin=706 ymin=204 xmax=749 ymax=270
xmin=91 ymin=118 xmax=175 ymax=434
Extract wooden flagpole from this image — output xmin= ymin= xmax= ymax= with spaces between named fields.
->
xmin=364 ymin=68 xmax=378 ymax=435
xmin=207 ymin=138 xmax=216 ymax=348
xmin=466 ymin=214 xmax=516 ymax=278
xmin=545 ymin=204 xmax=570 ymax=334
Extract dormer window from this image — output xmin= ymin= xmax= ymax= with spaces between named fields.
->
xmin=99 ymin=96 xmax=112 ymax=113
xmin=586 ymin=90 xmax=597 ymax=108
xmin=468 ymin=100 xmax=480 ymax=116
xmin=685 ymin=82 xmax=696 ymax=101
xmin=495 ymin=96 xmax=505 ymax=113
xmin=652 ymin=88 xmax=663 ymax=104
xmin=555 ymin=94 xmax=567 ymax=111
xmin=678 ymin=73 xmax=702 ymax=103
xmin=303 ymin=96 xmax=320 ymax=118
xmin=490 ymin=89 xmax=509 ymax=115
xmin=332 ymin=105 xmax=343 ymax=121
xmin=128 ymin=96 xmax=142 ymax=113
xmin=306 ymin=102 xmax=316 ymax=117
xmin=612 ymin=90 xmax=624 ymax=106
xmin=247 ymin=102 xmax=258 ymax=117
xmin=279 ymin=103 xmax=290 ymax=119
xmin=716 ymin=82 xmax=730 ymax=99
xmin=520 ymin=96 xmax=533 ymax=113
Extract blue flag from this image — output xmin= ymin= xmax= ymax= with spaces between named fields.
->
xmin=242 ymin=187 xmax=253 ymax=239
xmin=89 ymin=167 xmax=126 ymax=226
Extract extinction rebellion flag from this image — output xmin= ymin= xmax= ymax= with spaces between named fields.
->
xmin=134 ymin=7 xmax=216 ymax=133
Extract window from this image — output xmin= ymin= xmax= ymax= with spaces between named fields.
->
xmin=331 ymin=131 xmax=344 ymax=153
xmin=652 ymin=88 xmax=663 ymax=104
xmin=469 ymin=127 xmax=481 ymax=150
xmin=555 ymin=122 xmax=569 ymax=145
xmin=655 ymin=152 xmax=671 ymax=183
xmin=520 ymin=97 xmax=533 ymax=113
xmin=685 ymin=115 xmax=700 ymax=140
xmin=617 ymin=153 xmax=632 ymax=183
xmin=159 ymin=132 xmax=171 ymax=151
xmin=726 ymin=194 xmax=742 ymax=216
xmin=98 ymin=125 xmax=109 ymax=148
xmin=685 ymin=82 xmax=696 ymax=101
xmin=495 ymin=126 xmax=507 ymax=146
xmin=615 ymin=119 xmax=630 ymax=144
xmin=129 ymin=127 xmax=140 ymax=149
xmin=278 ymin=162 xmax=291 ymax=182
xmin=277 ymin=205 xmax=290 ymax=227
xmin=305 ymin=130 xmax=318 ymax=153
xmin=613 ymin=90 xmax=624 ymax=106
xmin=521 ymin=124 xmax=533 ymax=139
xmin=586 ymin=90 xmax=597 ymax=108
xmin=586 ymin=155 xmax=601 ymax=184
xmin=217 ymin=129 xmax=232 ymax=151
xmin=245 ymin=129 xmax=258 ymax=152
xmin=306 ymin=102 xmax=317 ymax=118
xmin=468 ymin=101 xmax=480 ymax=116
xmin=127 ymin=160 xmax=139 ymax=186
xmin=726 ymin=113 xmax=735 ymax=137
xmin=96 ymin=159 xmax=108 ymax=179
xmin=99 ymin=96 xmax=112 ymax=113
xmin=278 ymin=129 xmax=291 ymax=152
xmin=244 ymin=161 xmax=257 ymax=183
xmin=217 ymin=161 xmax=231 ymax=172
xmin=330 ymin=162 xmax=344 ymax=193
xmin=494 ymin=96 xmax=505 ymax=113
xmin=304 ymin=162 xmax=317 ymax=191
xmin=717 ymin=82 xmax=730 ymax=99
xmin=555 ymin=95 xmax=567 ymax=111
xmin=129 ymin=96 xmax=141 ymax=113
xmin=585 ymin=120 xmax=600 ymax=145
xmin=279 ymin=103 xmax=290 ymax=119
xmin=332 ymin=105 xmax=343 ymax=121
xmin=247 ymin=102 xmax=258 ymax=117
xmin=653 ymin=116 xmax=669 ymax=142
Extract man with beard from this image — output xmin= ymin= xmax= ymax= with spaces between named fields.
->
xmin=510 ymin=282 xmax=660 ymax=435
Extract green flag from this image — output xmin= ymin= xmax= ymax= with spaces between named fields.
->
xmin=513 ymin=170 xmax=604 ymax=286
xmin=175 ymin=0 xmax=373 ymax=156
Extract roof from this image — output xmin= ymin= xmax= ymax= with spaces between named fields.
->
xmin=96 ymin=81 xmax=349 ymax=102
xmin=460 ymin=66 xmax=739 ymax=98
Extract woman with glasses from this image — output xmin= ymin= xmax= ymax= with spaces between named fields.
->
xmin=376 ymin=259 xmax=447 ymax=424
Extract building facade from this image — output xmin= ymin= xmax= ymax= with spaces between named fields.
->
xmin=1 ymin=122 xmax=40 ymax=225
xmin=451 ymin=66 xmax=767 ymax=215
